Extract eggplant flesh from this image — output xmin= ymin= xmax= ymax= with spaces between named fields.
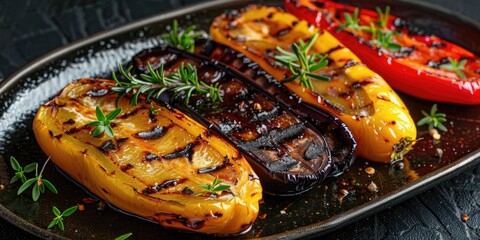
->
xmin=131 ymin=46 xmax=353 ymax=195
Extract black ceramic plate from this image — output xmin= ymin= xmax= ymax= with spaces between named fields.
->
xmin=1 ymin=0 xmax=479 ymax=239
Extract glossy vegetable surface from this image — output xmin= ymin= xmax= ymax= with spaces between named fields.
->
xmin=284 ymin=0 xmax=480 ymax=104
xmin=210 ymin=5 xmax=417 ymax=163
xmin=33 ymin=78 xmax=262 ymax=235
xmin=131 ymin=46 xmax=356 ymax=195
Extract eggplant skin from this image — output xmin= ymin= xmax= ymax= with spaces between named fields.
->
xmin=132 ymin=47 xmax=336 ymax=196
xmin=33 ymin=78 xmax=262 ymax=235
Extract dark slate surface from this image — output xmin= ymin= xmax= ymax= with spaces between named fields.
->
xmin=0 ymin=0 xmax=479 ymax=239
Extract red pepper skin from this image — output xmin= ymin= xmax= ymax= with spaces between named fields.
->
xmin=285 ymin=0 xmax=480 ymax=105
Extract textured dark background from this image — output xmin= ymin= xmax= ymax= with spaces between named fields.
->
xmin=0 ymin=0 xmax=479 ymax=239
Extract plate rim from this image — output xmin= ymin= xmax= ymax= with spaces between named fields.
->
xmin=0 ymin=0 xmax=479 ymax=239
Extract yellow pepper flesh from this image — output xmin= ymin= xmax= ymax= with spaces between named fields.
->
xmin=210 ymin=5 xmax=417 ymax=163
xmin=33 ymin=78 xmax=262 ymax=234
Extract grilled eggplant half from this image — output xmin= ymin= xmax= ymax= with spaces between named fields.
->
xmin=210 ymin=5 xmax=417 ymax=163
xmin=33 ymin=78 xmax=262 ymax=235
xmin=131 ymin=46 xmax=356 ymax=195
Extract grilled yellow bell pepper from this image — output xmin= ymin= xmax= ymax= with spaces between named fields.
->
xmin=33 ymin=78 xmax=262 ymax=235
xmin=210 ymin=5 xmax=417 ymax=163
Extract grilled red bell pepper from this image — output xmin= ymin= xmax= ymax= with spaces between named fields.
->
xmin=285 ymin=0 xmax=480 ymax=105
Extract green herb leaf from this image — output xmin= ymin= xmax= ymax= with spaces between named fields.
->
xmin=62 ymin=206 xmax=78 ymax=217
xmin=88 ymin=106 xmax=121 ymax=138
xmin=112 ymin=62 xmax=222 ymax=106
xmin=274 ymin=32 xmax=331 ymax=89
xmin=17 ymin=178 xmax=36 ymax=195
xmin=416 ymin=104 xmax=448 ymax=131
xmin=439 ymin=58 xmax=468 ymax=79
xmin=16 ymin=157 xmax=57 ymax=201
xmin=196 ymin=176 xmax=231 ymax=196
xmin=115 ymin=232 xmax=133 ymax=240
xmin=53 ymin=206 xmax=61 ymax=216
xmin=161 ymin=19 xmax=204 ymax=53
xmin=48 ymin=205 xmax=77 ymax=231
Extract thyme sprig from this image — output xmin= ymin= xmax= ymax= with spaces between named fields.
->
xmin=17 ymin=157 xmax=58 ymax=201
xmin=112 ymin=62 xmax=222 ymax=105
xmin=88 ymin=106 xmax=122 ymax=138
xmin=196 ymin=176 xmax=231 ymax=196
xmin=375 ymin=6 xmax=391 ymax=29
xmin=439 ymin=58 xmax=467 ymax=79
xmin=336 ymin=8 xmax=366 ymax=32
xmin=9 ymin=156 xmax=36 ymax=184
xmin=161 ymin=19 xmax=203 ymax=53
xmin=48 ymin=205 xmax=78 ymax=231
xmin=274 ymin=32 xmax=330 ymax=89
xmin=417 ymin=104 xmax=448 ymax=131
xmin=369 ymin=24 xmax=401 ymax=52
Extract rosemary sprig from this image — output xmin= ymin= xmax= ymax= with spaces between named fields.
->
xmin=88 ymin=106 xmax=122 ymax=138
xmin=17 ymin=157 xmax=58 ymax=201
xmin=417 ymin=104 xmax=448 ymax=131
xmin=115 ymin=233 xmax=133 ymax=240
xmin=161 ymin=19 xmax=203 ymax=53
xmin=48 ymin=205 xmax=78 ymax=231
xmin=439 ymin=58 xmax=467 ymax=79
xmin=9 ymin=156 xmax=37 ymax=184
xmin=274 ymin=32 xmax=330 ymax=89
xmin=196 ymin=176 xmax=230 ymax=196
xmin=112 ymin=62 xmax=222 ymax=105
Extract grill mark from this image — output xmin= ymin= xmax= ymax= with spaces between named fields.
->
xmin=251 ymin=106 xmax=280 ymax=122
xmin=182 ymin=187 xmax=194 ymax=195
xmin=97 ymin=140 xmax=117 ymax=153
xmin=117 ymin=137 xmax=128 ymax=147
xmin=86 ymin=88 xmax=109 ymax=97
xmin=326 ymin=45 xmax=343 ymax=55
xmin=342 ymin=60 xmax=359 ymax=69
xmin=240 ymin=123 xmax=306 ymax=149
xmin=197 ymin=157 xmax=229 ymax=174
xmin=276 ymin=28 xmax=291 ymax=37
xmin=163 ymin=142 xmax=198 ymax=162
xmin=144 ymin=152 xmax=160 ymax=161
xmin=117 ymin=108 xmax=142 ymax=119
xmin=143 ymin=178 xmax=186 ymax=194
xmin=134 ymin=125 xmax=170 ymax=140
xmin=66 ymin=125 xmax=90 ymax=135
xmin=121 ymin=163 xmax=134 ymax=172
xmin=63 ymin=119 xmax=75 ymax=125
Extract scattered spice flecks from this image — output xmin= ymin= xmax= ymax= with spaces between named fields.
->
xmin=0 ymin=184 xmax=4 ymax=190
xmin=258 ymin=213 xmax=267 ymax=220
xmin=78 ymin=204 xmax=85 ymax=211
xmin=368 ymin=181 xmax=378 ymax=192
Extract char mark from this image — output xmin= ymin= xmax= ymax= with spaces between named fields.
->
xmin=143 ymin=178 xmax=186 ymax=194
xmin=197 ymin=157 xmax=229 ymax=174
xmin=240 ymin=123 xmax=305 ymax=149
xmin=144 ymin=153 xmax=160 ymax=161
xmin=86 ymin=88 xmax=109 ymax=97
xmin=163 ymin=142 xmax=198 ymax=162
xmin=98 ymin=140 xmax=117 ymax=153
xmin=134 ymin=125 xmax=170 ymax=140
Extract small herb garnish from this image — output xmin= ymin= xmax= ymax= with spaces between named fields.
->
xmin=417 ymin=104 xmax=447 ymax=131
xmin=112 ymin=62 xmax=222 ymax=106
xmin=375 ymin=6 xmax=390 ymax=29
xmin=369 ymin=24 xmax=401 ymax=52
xmin=88 ymin=106 xmax=122 ymax=138
xmin=9 ymin=156 xmax=37 ymax=184
xmin=337 ymin=8 xmax=364 ymax=32
xmin=115 ymin=232 xmax=133 ymax=240
xmin=17 ymin=157 xmax=58 ymax=201
xmin=274 ymin=32 xmax=330 ymax=89
xmin=48 ymin=205 xmax=78 ymax=231
xmin=162 ymin=19 xmax=203 ymax=53
xmin=149 ymin=102 xmax=160 ymax=115
xmin=439 ymin=58 xmax=467 ymax=79
xmin=196 ymin=176 xmax=230 ymax=196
